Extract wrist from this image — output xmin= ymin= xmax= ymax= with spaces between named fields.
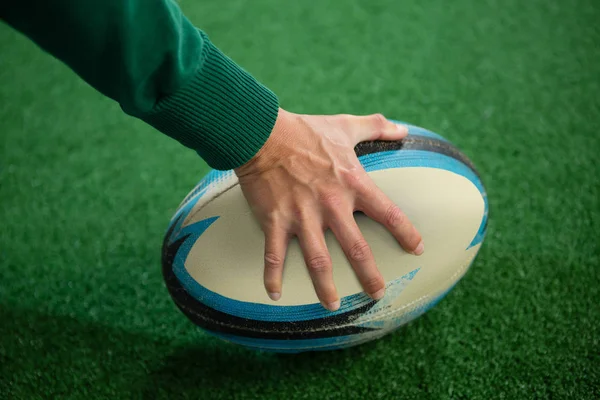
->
xmin=142 ymin=32 xmax=279 ymax=170
xmin=234 ymin=108 xmax=295 ymax=177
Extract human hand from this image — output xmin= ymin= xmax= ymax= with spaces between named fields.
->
xmin=234 ymin=109 xmax=424 ymax=311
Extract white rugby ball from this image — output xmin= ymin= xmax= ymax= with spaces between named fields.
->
xmin=162 ymin=122 xmax=488 ymax=353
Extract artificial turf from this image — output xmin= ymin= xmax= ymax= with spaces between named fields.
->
xmin=1 ymin=0 xmax=599 ymax=398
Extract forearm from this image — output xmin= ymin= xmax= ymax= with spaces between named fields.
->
xmin=0 ymin=0 xmax=278 ymax=169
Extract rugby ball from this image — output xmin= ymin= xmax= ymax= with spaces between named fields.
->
xmin=162 ymin=122 xmax=488 ymax=353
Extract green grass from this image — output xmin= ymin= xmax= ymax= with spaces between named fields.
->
xmin=1 ymin=0 xmax=599 ymax=398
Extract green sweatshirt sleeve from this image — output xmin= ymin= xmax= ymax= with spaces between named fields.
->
xmin=0 ymin=0 xmax=279 ymax=170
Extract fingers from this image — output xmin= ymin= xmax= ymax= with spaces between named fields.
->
xmin=327 ymin=212 xmax=386 ymax=300
xmin=337 ymin=113 xmax=408 ymax=144
xmin=296 ymin=218 xmax=340 ymax=311
xmin=263 ymin=226 xmax=290 ymax=301
xmin=357 ymin=181 xmax=424 ymax=256
xmin=264 ymin=217 xmax=341 ymax=311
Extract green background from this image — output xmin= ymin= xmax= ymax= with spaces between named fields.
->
xmin=1 ymin=0 xmax=599 ymax=398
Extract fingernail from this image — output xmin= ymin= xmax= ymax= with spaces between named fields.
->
xmin=324 ymin=300 xmax=340 ymax=311
xmin=396 ymin=124 xmax=409 ymax=135
xmin=371 ymin=288 xmax=385 ymax=300
xmin=268 ymin=292 xmax=281 ymax=301
xmin=413 ymin=241 xmax=424 ymax=256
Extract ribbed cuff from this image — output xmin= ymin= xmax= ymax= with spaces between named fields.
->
xmin=142 ymin=33 xmax=279 ymax=170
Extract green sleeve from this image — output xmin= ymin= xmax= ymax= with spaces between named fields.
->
xmin=0 ymin=0 xmax=279 ymax=170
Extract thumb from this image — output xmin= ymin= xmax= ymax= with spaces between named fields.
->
xmin=348 ymin=114 xmax=409 ymax=144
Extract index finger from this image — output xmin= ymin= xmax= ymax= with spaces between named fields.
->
xmin=356 ymin=182 xmax=424 ymax=255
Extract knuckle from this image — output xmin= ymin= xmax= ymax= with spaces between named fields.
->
xmin=261 ymin=212 xmax=280 ymax=231
xmin=348 ymin=239 xmax=372 ymax=262
xmin=384 ymin=204 xmax=406 ymax=228
xmin=291 ymin=204 xmax=308 ymax=222
xmin=370 ymin=113 xmax=388 ymax=128
xmin=264 ymin=252 xmax=283 ymax=271
xmin=319 ymin=190 xmax=344 ymax=209
xmin=306 ymin=255 xmax=331 ymax=273
xmin=341 ymin=169 xmax=368 ymax=192
xmin=332 ymin=114 xmax=352 ymax=130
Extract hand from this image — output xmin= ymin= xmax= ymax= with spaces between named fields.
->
xmin=234 ymin=109 xmax=424 ymax=311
